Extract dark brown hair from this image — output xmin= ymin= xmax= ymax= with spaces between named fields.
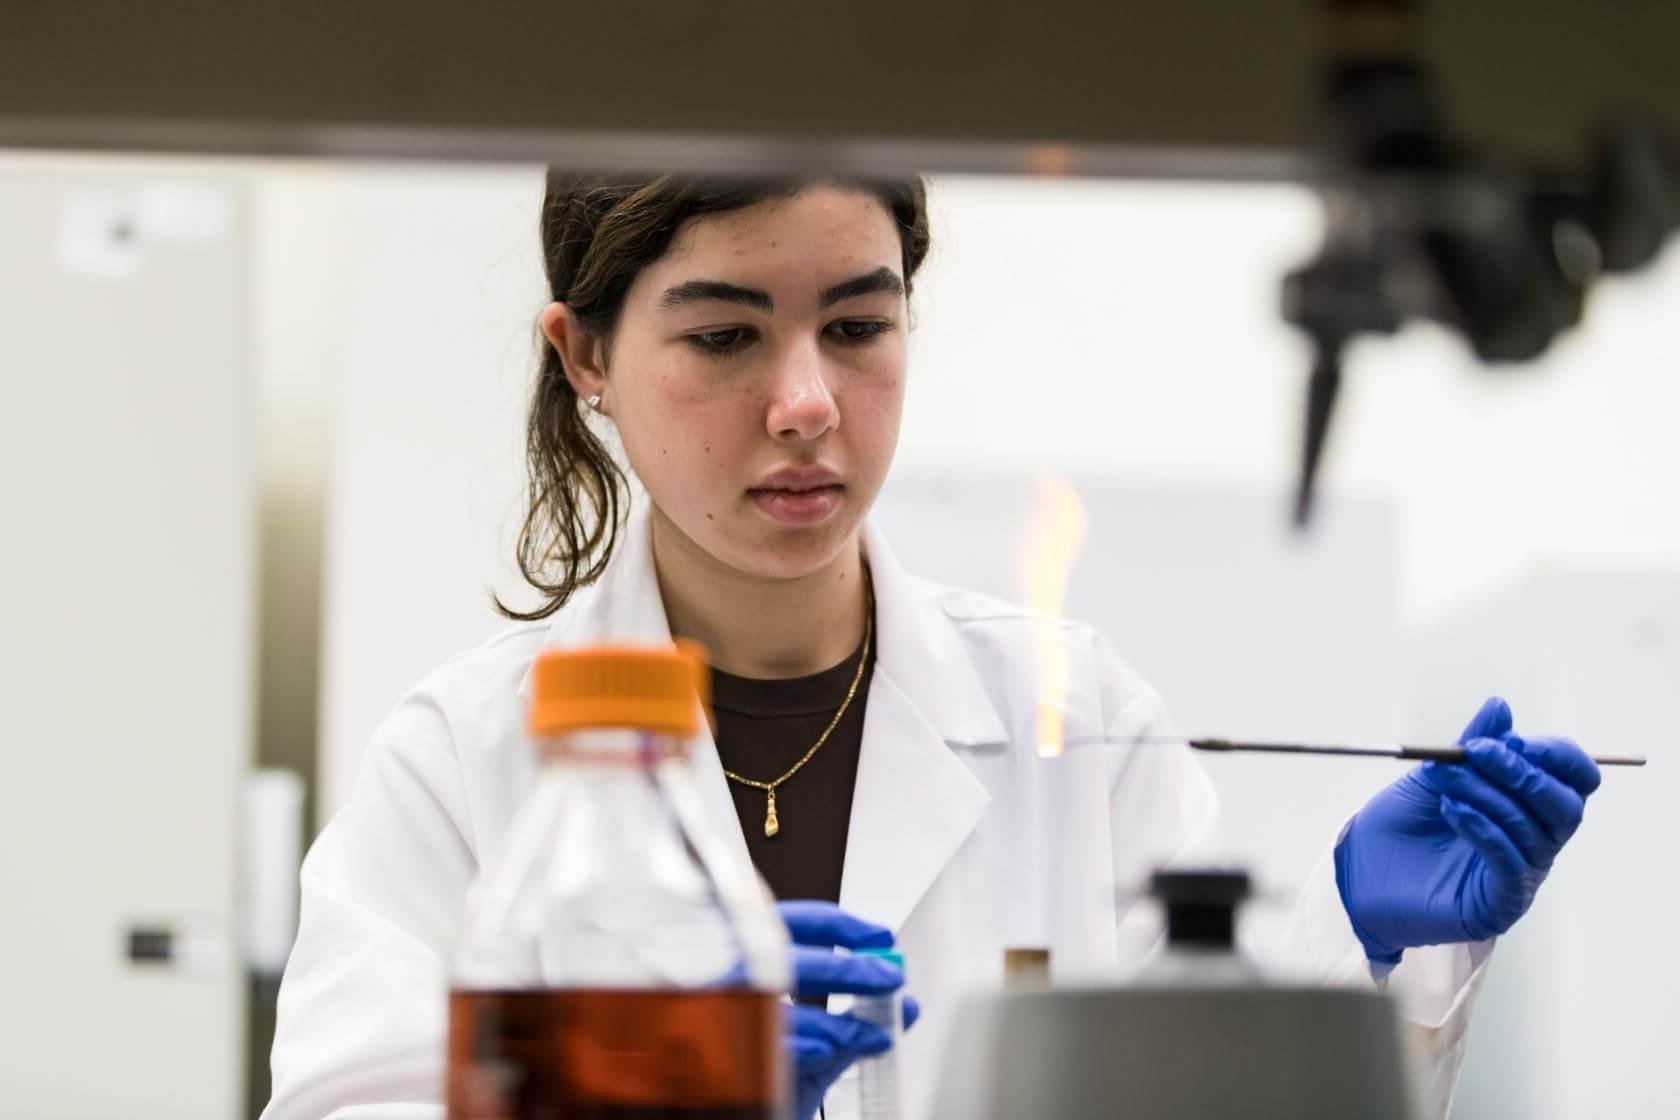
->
xmin=496 ymin=171 xmax=932 ymax=621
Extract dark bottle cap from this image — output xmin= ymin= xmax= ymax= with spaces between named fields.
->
xmin=1149 ymin=869 xmax=1252 ymax=950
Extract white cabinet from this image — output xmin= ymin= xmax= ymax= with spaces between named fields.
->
xmin=0 ymin=156 xmax=254 ymax=1119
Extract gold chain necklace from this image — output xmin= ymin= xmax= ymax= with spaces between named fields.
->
xmin=721 ymin=596 xmax=873 ymax=839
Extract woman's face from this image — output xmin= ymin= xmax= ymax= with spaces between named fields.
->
xmin=598 ymin=186 xmax=909 ymax=581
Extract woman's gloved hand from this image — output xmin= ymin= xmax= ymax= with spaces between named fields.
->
xmin=1334 ymin=696 xmax=1601 ymax=965
xmin=778 ymin=900 xmax=919 ymax=1120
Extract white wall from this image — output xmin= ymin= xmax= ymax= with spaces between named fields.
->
xmin=902 ymin=176 xmax=1680 ymax=626
xmin=298 ymin=165 xmax=544 ymax=815
xmin=290 ymin=168 xmax=1680 ymax=821
xmin=1411 ymin=569 xmax=1680 ymax=1119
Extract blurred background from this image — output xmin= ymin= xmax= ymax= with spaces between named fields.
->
xmin=2 ymin=151 xmax=1676 ymax=1117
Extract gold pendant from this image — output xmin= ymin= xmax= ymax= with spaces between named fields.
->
xmin=764 ymin=787 xmax=780 ymax=838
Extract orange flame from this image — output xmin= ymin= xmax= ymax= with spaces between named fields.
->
xmin=1020 ymin=475 xmax=1089 ymax=758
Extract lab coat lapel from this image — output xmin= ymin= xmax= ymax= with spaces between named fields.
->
xmin=838 ymin=525 xmax=1007 ymax=933
xmin=517 ymin=511 xmax=1011 ymax=931
xmin=517 ymin=510 xmax=754 ymax=874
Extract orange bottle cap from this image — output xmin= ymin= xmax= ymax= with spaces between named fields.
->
xmin=528 ymin=641 xmax=709 ymax=738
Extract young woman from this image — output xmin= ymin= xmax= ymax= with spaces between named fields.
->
xmin=264 ymin=173 xmax=1601 ymax=1120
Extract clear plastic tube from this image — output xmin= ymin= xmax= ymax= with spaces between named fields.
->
xmin=851 ymin=946 xmax=905 ymax=1120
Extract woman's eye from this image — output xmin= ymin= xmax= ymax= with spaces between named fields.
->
xmin=830 ymin=320 xmax=892 ymax=344
xmin=686 ymin=321 xmax=890 ymax=357
xmin=686 ymin=328 xmax=753 ymax=356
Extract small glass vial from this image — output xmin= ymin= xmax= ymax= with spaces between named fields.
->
xmin=1001 ymin=947 xmax=1051 ymax=988
xmin=850 ymin=946 xmax=905 ymax=1120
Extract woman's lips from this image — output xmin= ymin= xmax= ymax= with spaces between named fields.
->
xmin=750 ymin=485 xmax=844 ymax=525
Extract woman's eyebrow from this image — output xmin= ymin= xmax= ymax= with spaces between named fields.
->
xmin=817 ymin=267 xmax=904 ymax=309
xmin=656 ymin=280 xmax=772 ymax=313
xmin=654 ymin=267 xmax=904 ymax=314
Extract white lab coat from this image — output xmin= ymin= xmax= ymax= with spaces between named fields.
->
xmin=265 ymin=510 xmax=1489 ymax=1120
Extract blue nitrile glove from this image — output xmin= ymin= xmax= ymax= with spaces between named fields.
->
xmin=779 ymin=900 xmax=920 ymax=1120
xmin=1334 ymin=696 xmax=1602 ymax=966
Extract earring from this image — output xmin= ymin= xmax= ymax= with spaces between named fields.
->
xmin=585 ymin=394 xmax=601 ymax=412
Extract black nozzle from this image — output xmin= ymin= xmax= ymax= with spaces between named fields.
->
xmin=1295 ymin=337 xmax=1344 ymax=529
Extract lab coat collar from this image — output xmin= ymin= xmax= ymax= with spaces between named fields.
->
xmin=516 ymin=510 xmax=755 ymax=873
xmin=518 ymin=507 xmax=1007 ymax=931
xmin=860 ymin=520 xmax=1009 ymax=750
xmin=516 ymin=507 xmax=674 ymax=664
xmin=840 ymin=521 xmax=1003 ymax=933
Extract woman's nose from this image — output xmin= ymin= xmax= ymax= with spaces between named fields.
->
xmin=765 ymin=349 xmax=839 ymax=441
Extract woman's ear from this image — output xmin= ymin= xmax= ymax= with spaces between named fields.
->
xmin=539 ymin=302 xmax=609 ymax=409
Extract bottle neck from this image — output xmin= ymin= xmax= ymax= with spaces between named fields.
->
xmin=1163 ymin=902 xmax=1236 ymax=951
xmin=535 ymin=727 xmax=690 ymax=769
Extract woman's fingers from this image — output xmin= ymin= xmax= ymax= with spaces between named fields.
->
xmin=778 ymin=900 xmax=894 ymax=950
xmin=1439 ymin=796 xmax=1529 ymax=885
xmin=789 ymin=1003 xmax=892 ymax=1057
xmin=1458 ymin=697 xmax=1514 ymax=746
xmin=1421 ymin=759 xmax=1554 ymax=868
xmin=1508 ymin=735 xmax=1602 ymax=798
xmin=1461 ymin=739 xmax=1586 ymax=846
xmin=792 ymin=945 xmax=904 ymax=999
xmin=790 ymin=1035 xmax=835 ymax=1066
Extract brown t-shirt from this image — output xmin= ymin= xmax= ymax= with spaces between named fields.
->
xmin=710 ymin=637 xmax=874 ymax=904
